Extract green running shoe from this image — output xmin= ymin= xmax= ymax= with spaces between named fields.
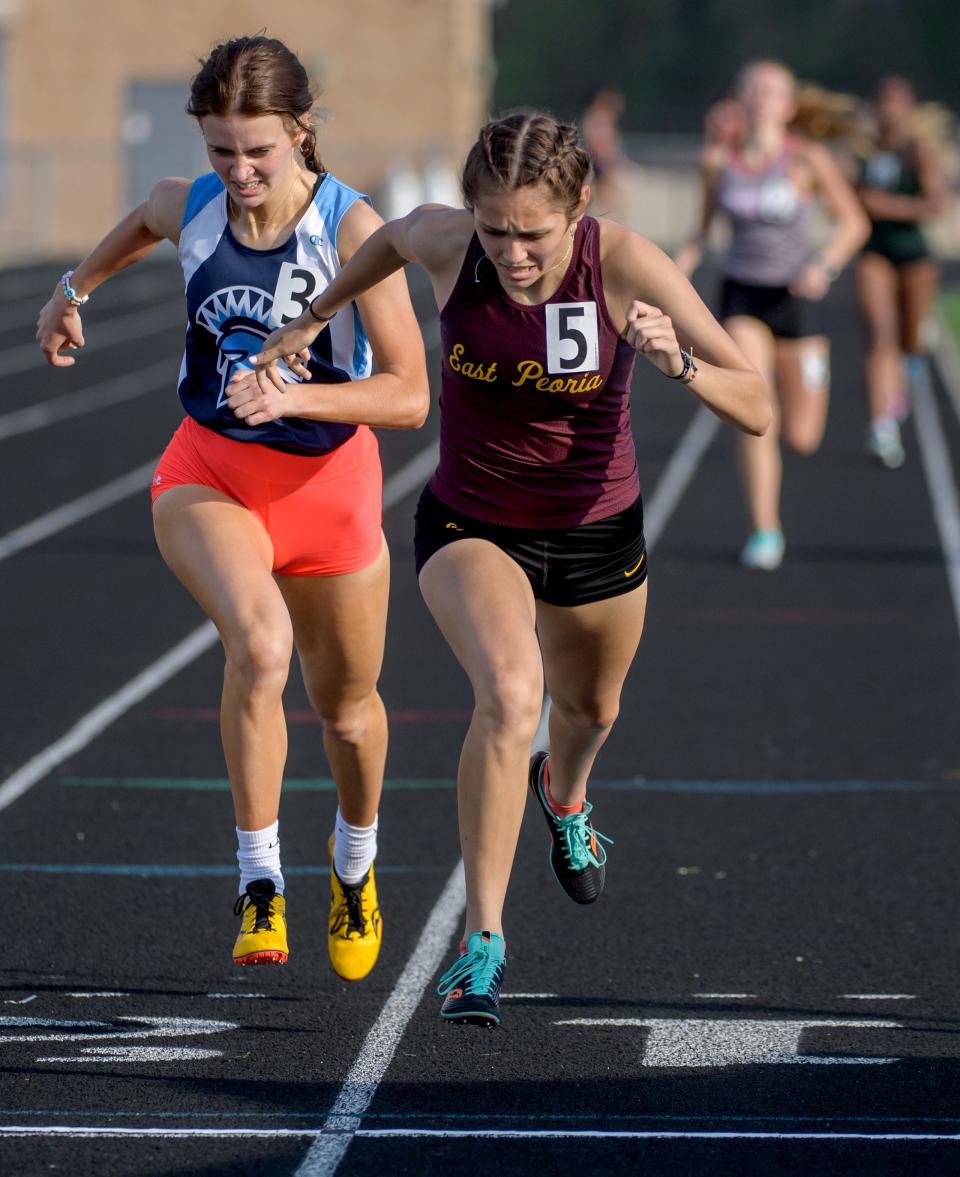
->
xmin=529 ymin=751 xmax=612 ymax=904
xmin=437 ymin=930 xmax=505 ymax=1027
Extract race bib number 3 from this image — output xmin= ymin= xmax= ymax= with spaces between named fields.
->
xmin=545 ymin=302 xmax=600 ymax=374
xmin=271 ymin=262 xmax=323 ymax=327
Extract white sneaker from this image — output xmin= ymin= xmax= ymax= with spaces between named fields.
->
xmin=866 ymin=418 xmax=905 ymax=469
xmin=740 ymin=528 xmax=785 ymax=571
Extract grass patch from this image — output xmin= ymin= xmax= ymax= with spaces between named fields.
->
xmin=940 ymin=288 xmax=960 ymax=346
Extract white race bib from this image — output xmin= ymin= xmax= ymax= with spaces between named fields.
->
xmin=545 ymin=302 xmax=600 ymax=375
xmin=271 ymin=262 xmax=324 ymax=327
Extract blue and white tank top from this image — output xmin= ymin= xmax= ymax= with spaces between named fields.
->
xmin=177 ymin=171 xmax=372 ymax=455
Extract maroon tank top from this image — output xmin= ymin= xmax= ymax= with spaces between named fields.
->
xmin=430 ymin=215 xmax=640 ymax=528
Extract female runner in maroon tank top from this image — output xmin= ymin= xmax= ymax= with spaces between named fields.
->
xmin=245 ymin=111 xmax=770 ymax=1026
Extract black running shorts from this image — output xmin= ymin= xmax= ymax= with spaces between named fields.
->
xmin=719 ymin=276 xmax=821 ymax=339
xmin=413 ymin=486 xmax=648 ymax=607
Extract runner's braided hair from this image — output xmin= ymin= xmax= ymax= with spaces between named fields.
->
xmin=186 ymin=35 xmax=324 ymax=175
xmin=462 ymin=111 xmax=592 ymax=215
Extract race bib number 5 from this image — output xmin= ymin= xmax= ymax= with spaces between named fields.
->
xmin=271 ymin=262 xmax=323 ymax=327
xmin=545 ymin=302 xmax=600 ymax=374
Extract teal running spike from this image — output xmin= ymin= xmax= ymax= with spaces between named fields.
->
xmin=437 ymin=930 xmax=506 ymax=1026
xmin=529 ymin=751 xmax=612 ymax=904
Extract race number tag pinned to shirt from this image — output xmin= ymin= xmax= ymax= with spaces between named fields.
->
xmin=545 ymin=302 xmax=600 ymax=374
xmin=271 ymin=262 xmax=324 ymax=327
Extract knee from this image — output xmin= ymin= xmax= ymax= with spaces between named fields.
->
xmin=473 ymin=664 xmax=543 ymax=741
xmin=782 ymin=426 xmax=822 ymax=457
xmin=223 ymin=628 xmax=292 ymax=698
xmin=551 ymin=695 xmax=620 ymax=736
xmin=317 ymin=692 xmax=382 ymax=747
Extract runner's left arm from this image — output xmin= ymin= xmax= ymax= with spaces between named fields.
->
xmin=602 ymin=223 xmax=770 ymax=436
xmin=789 ymin=141 xmax=870 ymax=300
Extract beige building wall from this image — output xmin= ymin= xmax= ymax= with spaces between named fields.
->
xmin=0 ymin=0 xmax=493 ymax=259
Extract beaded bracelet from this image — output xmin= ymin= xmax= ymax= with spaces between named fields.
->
xmin=60 ymin=271 xmax=89 ymax=307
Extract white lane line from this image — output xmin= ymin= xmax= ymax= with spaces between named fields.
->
xmin=501 ymin=993 xmax=557 ymax=1000
xmin=0 ymin=440 xmax=445 ymax=816
xmin=0 ymin=460 xmax=158 ymax=563
xmin=295 ymin=860 xmax=466 ymax=1176
xmin=205 ymin=993 xmax=267 ymax=1000
xmin=910 ymin=359 xmax=960 ymax=639
xmin=643 ymin=406 xmax=720 ymax=550
xmin=299 ymin=404 xmax=721 ymax=1174
xmin=65 ymin=992 xmax=129 ymax=999
xmin=0 ymin=275 xmax=178 ymax=334
xmin=933 ymin=310 xmax=960 ymax=425
xmin=357 ymin=1129 xmax=960 ymax=1141
xmin=692 ymin=993 xmax=756 ymax=999
xmin=0 ymin=302 xmax=185 ymax=378
xmin=0 ymin=623 xmax=220 ymax=815
xmin=842 ymin=994 xmax=916 ymax=1001
xmin=0 ymin=360 xmax=173 ymax=441
xmin=532 ymin=405 xmax=718 ymax=757
xmin=1 ymin=1127 xmax=958 ymax=1142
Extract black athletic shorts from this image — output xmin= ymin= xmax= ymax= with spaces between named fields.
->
xmin=719 ymin=276 xmax=821 ymax=339
xmin=413 ymin=486 xmax=648 ymax=608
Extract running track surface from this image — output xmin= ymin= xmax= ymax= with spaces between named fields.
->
xmin=1 ymin=258 xmax=959 ymax=1177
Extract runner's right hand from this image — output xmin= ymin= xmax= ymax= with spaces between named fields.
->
xmin=36 ymin=293 xmax=85 ymax=368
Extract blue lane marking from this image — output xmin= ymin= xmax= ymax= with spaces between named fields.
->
xmin=0 ymin=864 xmax=440 ymax=877
xmin=591 ymin=779 xmax=953 ymax=794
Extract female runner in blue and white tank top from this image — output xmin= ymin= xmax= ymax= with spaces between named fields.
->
xmin=35 ymin=36 xmax=428 ymax=981
xmin=677 ymin=60 xmax=869 ymax=569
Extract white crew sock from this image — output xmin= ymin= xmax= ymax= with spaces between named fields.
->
xmin=333 ymin=808 xmax=378 ymax=885
xmin=236 ymin=821 xmax=284 ymax=895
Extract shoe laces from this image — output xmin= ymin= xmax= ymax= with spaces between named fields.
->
xmin=331 ymin=875 xmax=369 ymax=939
xmin=437 ymin=941 xmax=502 ymax=998
xmin=233 ymin=888 xmax=277 ymax=933
xmin=555 ymin=801 xmax=613 ymax=871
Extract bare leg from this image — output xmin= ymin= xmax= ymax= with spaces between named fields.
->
xmin=277 ymin=540 xmax=390 ymax=828
xmin=725 ymin=315 xmax=780 ymax=532
xmin=856 ymin=252 xmax=904 ymax=421
xmin=899 ymin=257 xmax=940 ymax=356
xmin=776 ymin=335 xmax=831 ymax=455
xmin=419 ymin=540 xmax=543 ymax=938
xmin=153 ymin=487 xmax=292 ymax=831
xmin=536 ymin=583 xmax=648 ymax=806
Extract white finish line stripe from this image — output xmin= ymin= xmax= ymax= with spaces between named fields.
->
xmin=295 ymin=861 xmax=467 ymax=1175
xmin=0 ymin=1126 xmax=958 ymax=1142
xmin=0 ymin=460 xmax=159 ymax=563
xmin=911 ymin=359 xmax=960 ymax=639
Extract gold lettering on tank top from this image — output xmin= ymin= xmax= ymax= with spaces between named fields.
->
xmin=512 ymin=359 xmax=604 ymax=395
xmin=448 ymin=343 xmax=498 ymax=383
xmin=448 ymin=343 xmax=605 ymax=396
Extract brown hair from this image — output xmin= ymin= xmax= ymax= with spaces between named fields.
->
xmin=186 ymin=35 xmax=324 ymax=174
xmin=461 ymin=112 xmax=591 ymax=216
